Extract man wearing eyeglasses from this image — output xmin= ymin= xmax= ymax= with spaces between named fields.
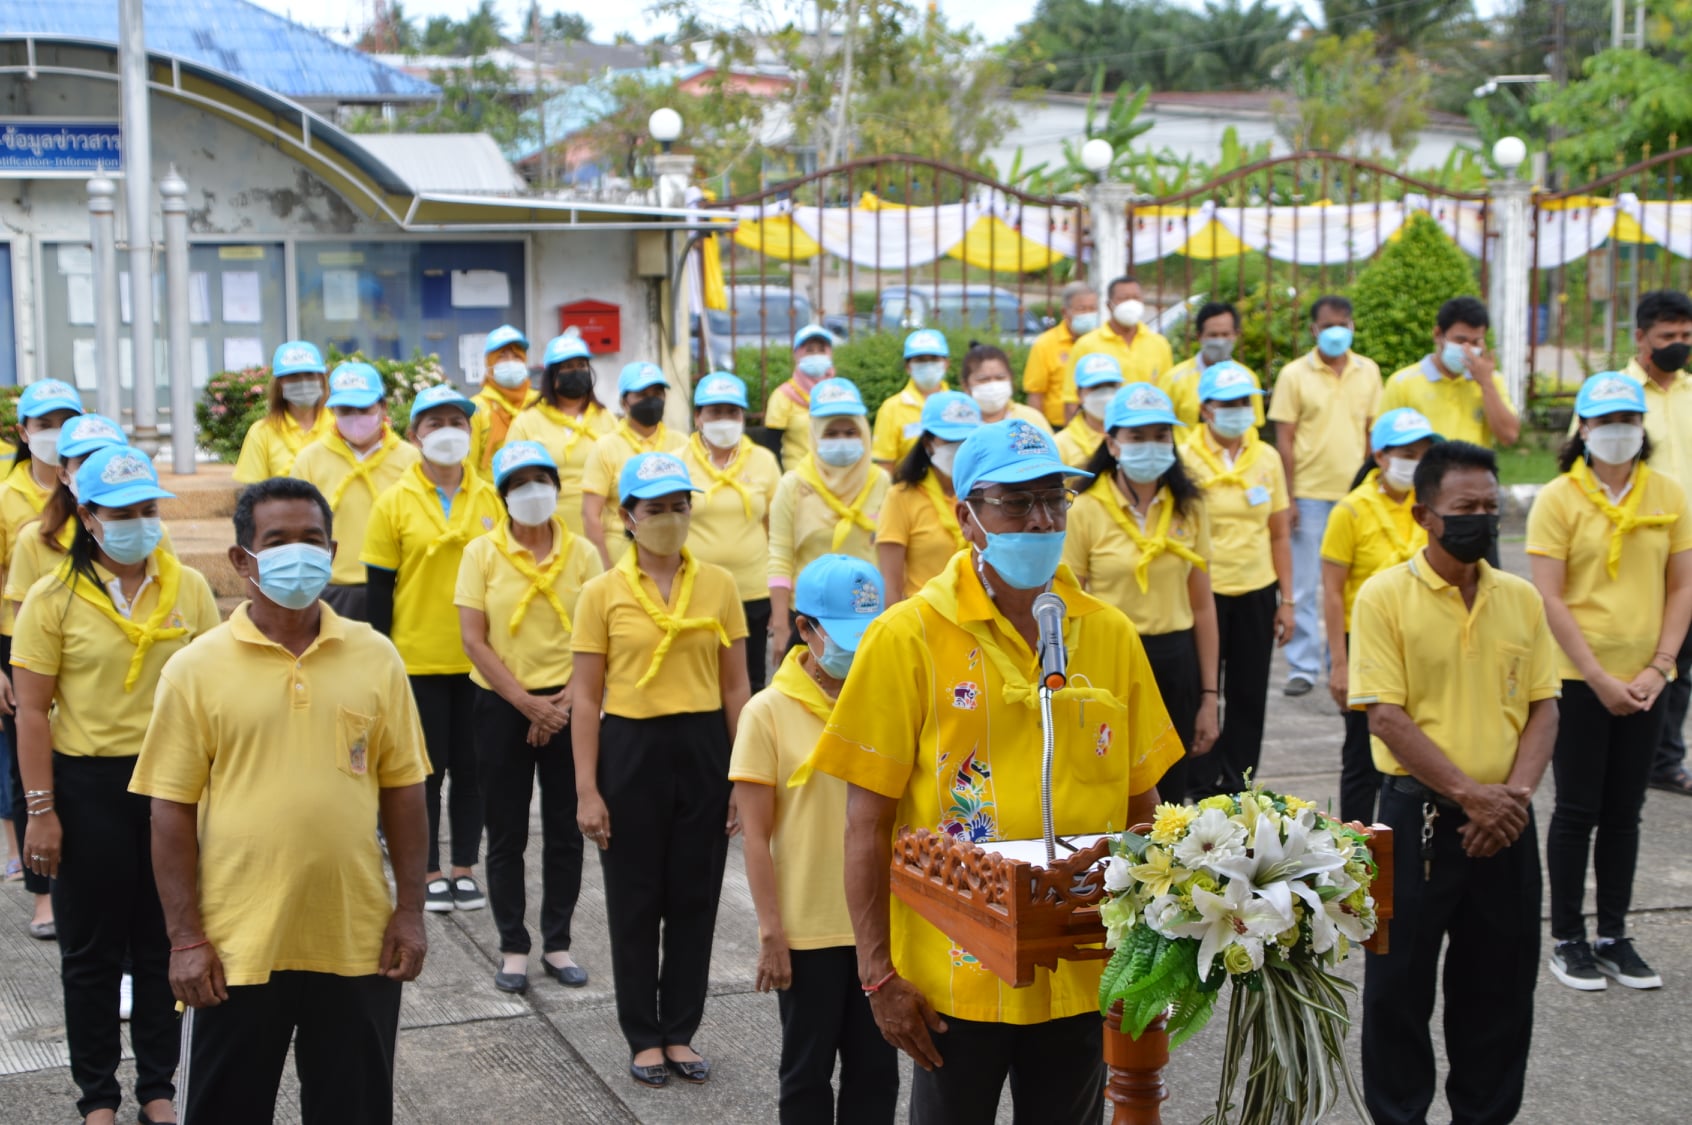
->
xmin=805 ymin=419 xmax=1183 ymax=1124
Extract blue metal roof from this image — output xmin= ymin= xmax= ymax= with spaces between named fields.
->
xmin=2 ymin=0 xmax=438 ymax=102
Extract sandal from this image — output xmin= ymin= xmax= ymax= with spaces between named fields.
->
xmin=3 ymin=858 xmax=20 ymax=882
xmin=1649 ymin=766 xmax=1692 ymax=796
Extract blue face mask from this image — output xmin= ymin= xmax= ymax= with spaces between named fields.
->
xmin=796 ymin=354 xmax=833 ymax=379
xmin=813 ymin=629 xmax=857 ymax=679
xmin=1210 ymin=405 xmax=1255 ymax=439
xmin=245 ymin=543 xmax=334 ymax=610
xmin=93 ymin=516 xmax=163 ymax=565
xmin=968 ymin=506 xmax=1066 ymax=591
xmin=1068 ymin=311 xmax=1101 ymax=335
xmin=1440 ymin=340 xmax=1469 ymax=375
xmin=1118 ymin=442 xmax=1176 ymax=484
xmin=1317 ymin=325 xmax=1354 ymax=358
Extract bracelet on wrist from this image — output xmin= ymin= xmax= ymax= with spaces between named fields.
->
xmin=170 ymin=938 xmax=211 ymax=954
xmin=861 ymin=968 xmax=898 ymax=995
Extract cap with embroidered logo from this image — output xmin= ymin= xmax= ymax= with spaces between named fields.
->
xmin=408 ymin=384 xmax=478 ymax=425
xmin=1574 ymin=372 xmax=1648 ymax=419
xmin=492 ymin=440 xmax=558 ymax=488
xmin=324 ymin=362 xmax=385 ymax=409
xmin=920 ymin=391 xmax=983 ymax=442
xmin=809 ymin=377 xmax=867 ymax=418
xmin=693 ymin=372 xmax=749 ymax=409
xmin=903 ymin=329 xmax=949 ymax=360
xmin=1197 ymin=361 xmax=1264 ymax=403
xmin=543 ymin=334 xmax=592 ymax=367
xmin=1105 ymin=383 xmax=1182 ymax=431
xmin=617 ymin=362 xmax=667 ymax=396
xmin=75 ymin=445 xmax=174 ymax=508
xmin=794 ymin=325 xmax=835 ymax=351
xmin=17 ymin=379 xmax=84 ymax=420
xmin=795 ymin=554 xmax=885 ymax=651
xmin=270 ymin=341 xmax=326 ymax=377
xmin=618 ymin=452 xmax=701 ymax=503
xmin=483 ymin=325 xmax=529 ymax=355
xmin=1369 ymin=407 xmax=1440 ymax=452
xmin=57 ymin=414 xmax=128 ymax=461
xmin=954 ymin=418 xmax=1092 ymax=497
xmin=1074 ymin=353 xmax=1125 ymax=389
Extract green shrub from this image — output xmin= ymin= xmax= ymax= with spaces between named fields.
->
xmin=196 ymin=367 xmax=270 ymax=463
xmin=1349 ymin=212 xmax=1478 ymax=376
xmin=1235 ymin=284 xmax=1311 ymax=390
xmin=0 ymin=386 xmax=24 ymax=440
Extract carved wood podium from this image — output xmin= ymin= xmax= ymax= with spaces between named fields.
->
xmin=890 ymin=824 xmax=1394 ymax=1124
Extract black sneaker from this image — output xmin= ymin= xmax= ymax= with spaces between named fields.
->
xmin=451 ymin=875 xmax=487 ymax=911
xmin=1594 ymin=938 xmax=1662 ymax=989
xmin=1284 ymin=676 xmax=1314 ymax=697
xmin=425 ymin=877 xmax=454 ymax=913
xmin=1549 ymin=940 xmax=1607 ymax=991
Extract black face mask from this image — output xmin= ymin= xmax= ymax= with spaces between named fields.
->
xmin=1432 ymin=512 xmax=1499 ymax=565
xmin=628 ymin=396 xmax=666 ymax=427
xmin=551 ymin=368 xmax=594 ymax=401
xmin=1652 ymin=342 xmax=1691 ymax=374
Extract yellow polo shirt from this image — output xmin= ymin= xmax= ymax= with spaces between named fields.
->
xmin=1159 ymin=357 xmax=1265 ymax=429
xmin=360 ymin=462 xmax=504 ymax=675
xmin=12 ymin=555 xmax=220 ymax=757
xmin=808 ymin=553 xmax=1182 ymax=1024
xmin=0 ymin=460 xmax=54 ymax=634
xmin=6 ymin=521 xmax=177 ymax=607
xmin=580 ymin=422 xmax=689 ymax=564
xmin=455 ymin=517 xmax=601 ymax=691
xmin=290 ymin=430 xmax=422 ymax=587
xmin=233 ymin=408 xmax=336 ymax=485
xmin=1066 ymin=325 xmax=1175 ymax=387
xmin=1021 ymin=322 xmax=1079 ymax=425
xmin=989 ymin=401 xmax=1054 ymax=433
xmin=727 ymin=648 xmax=854 ymax=949
xmin=763 ymin=381 xmax=813 ymax=470
xmin=877 ymin=480 xmax=966 ymax=598
xmin=1266 ymin=349 xmax=1383 ymax=501
xmin=571 ymin=550 xmax=747 ymax=719
xmin=130 ymin=604 xmax=431 ymax=986
xmin=872 ymin=380 xmax=949 ymax=466
xmin=1320 ymin=471 xmax=1426 ymax=631
xmin=1618 ymin=359 xmax=1692 ymax=491
xmin=1180 ymin=428 xmax=1287 ymax=596
xmin=1064 ymin=476 xmax=1210 ymax=635
xmin=469 ymin=383 xmax=542 ymax=478
xmin=506 ymin=402 xmax=615 ymax=537
xmin=1525 ymin=465 xmax=1692 ymax=681
xmin=1380 ymin=357 xmax=1514 ymax=448
xmin=1054 ymin=415 xmax=1107 ymax=470
xmin=1348 ymin=553 xmax=1561 ymax=783
xmin=767 ymin=468 xmax=890 ymax=583
xmin=682 ymin=437 xmax=782 ymax=602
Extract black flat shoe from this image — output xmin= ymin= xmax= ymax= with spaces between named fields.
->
xmin=629 ymin=1061 xmax=669 ymax=1088
xmin=493 ymin=970 xmax=529 ymax=994
xmin=542 ymin=960 xmax=589 ymax=987
xmin=140 ymin=1112 xmax=179 ymax=1124
xmin=664 ymin=1055 xmax=711 ymax=1084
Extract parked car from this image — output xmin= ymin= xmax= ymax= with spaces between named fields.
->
xmin=693 ymin=285 xmax=817 ymax=372
xmin=876 ymin=284 xmax=1047 ymax=343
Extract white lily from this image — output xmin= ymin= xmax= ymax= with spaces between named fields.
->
xmin=1171 ymin=807 xmax=1248 ymax=872
xmin=1169 ymin=879 xmax=1286 ymax=978
xmin=1208 ymin=813 xmax=1350 ymax=922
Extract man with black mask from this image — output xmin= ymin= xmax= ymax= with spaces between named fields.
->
xmin=1347 ymin=440 xmax=1560 ymax=1125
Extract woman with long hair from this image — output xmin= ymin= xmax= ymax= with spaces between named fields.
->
xmin=877 ymin=390 xmax=981 ymax=603
xmin=507 ymin=334 xmax=615 ymax=537
xmin=232 ymin=341 xmax=334 ymax=484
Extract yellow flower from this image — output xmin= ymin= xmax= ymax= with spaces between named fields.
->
xmin=1223 ymin=943 xmax=1257 ymax=974
xmin=1127 ymin=846 xmax=1190 ymax=898
xmin=1198 ymin=794 xmax=1235 ymax=814
xmin=1283 ymin=795 xmax=1314 ymax=813
xmin=1149 ymin=803 xmax=1199 ymax=845
xmin=1277 ymin=923 xmax=1301 ymax=949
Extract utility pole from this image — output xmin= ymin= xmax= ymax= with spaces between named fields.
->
xmin=532 ymin=4 xmax=549 ymax=192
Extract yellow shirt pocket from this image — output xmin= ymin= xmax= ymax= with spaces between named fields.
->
xmin=1058 ymin=694 xmax=1132 ymax=786
xmin=1495 ymin=643 xmax=1530 ymax=709
xmin=336 ymin=706 xmax=379 ymax=779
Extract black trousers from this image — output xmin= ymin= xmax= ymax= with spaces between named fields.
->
xmin=908 ymin=1012 xmax=1104 ymax=1125
xmin=1548 ymin=679 xmax=1662 ymax=942
xmin=1140 ymin=629 xmax=1199 ymax=803
xmin=1191 ymin=583 xmax=1276 ymax=798
xmin=1652 ymin=627 xmax=1692 ymax=777
xmin=1 ymin=635 xmax=47 ymax=895
xmin=744 ymin=597 xmax=772 ymax=694
xmin=775 ymin=946 xmax=898 ymax=1125
xmin=180 ymin=971 xmax=402 ymax=1125
xmin=1363 ymin=782 xmax=1540 ymax=1125
xmin=597 ymin=711 xmax=732 ymax=1053
xmin=322 ymin=582 xmax=369 ymax=622
xmin=52 ymin=753 xmax=178 ymax=1117
xmin=1339 ymin=633 xmax=1383 ymax=825
xmin=410 ymin=672 xmax=481 ymax=872
xmin=473 ymin=686 xmax=582 ymax=955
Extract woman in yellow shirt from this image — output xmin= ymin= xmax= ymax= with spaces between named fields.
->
xmin=763 ymin=325 xmax=836 ymax=470
xmin=456 ymin=441 xmax=603 ymax=997
xmin=581 ymin=362 xmax=688 ymax=569
xmin=468 ymin=324 xmax=540 ymax=478
xmin=1528 ymin=373 xmax=1692 ymax=993
xmin=1320 ymin=407 xmax=1436 ymax=824
xmin=1066 ymin=384 xmax=1218 ymax=801
xmin=683 ymin=373 xmax=781 ymax=691
xmin=571 ymin=452 xmax=750 ymax=1089
xmin=1054 ymin=353 xmax=1124 ymax=469
xmin=16 ymin=445 xmax=219 ymax=1125
xmin=1178 ymin=362 xmax=1294 ymax=799
xmin=233 ymin=340 xmax=335 ymax=484
xmin=878 ymin=390 xmax=981 ymax=602
xmin=506 ymin=334 xmax=615 ymax=537
xmin=767 ymin=378 xmax=890 ymax=656
xmin=958 ymin=342 xmax=1051 ymax=432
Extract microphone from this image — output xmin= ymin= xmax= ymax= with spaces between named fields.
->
xmin=1032 ymin=592 xmax=1068 ymax=691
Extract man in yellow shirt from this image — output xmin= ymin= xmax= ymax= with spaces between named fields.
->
xmin=1021 ymin=281 xmax=1099 ymax=426
xmin=809 ymin=418 xmax=1182 ymax=1125
xmin=468 ymin=324 xmax=540 ymax=479
xmin=872 ymin=329 xmax=952 ymax=469
xmin=1158 ymin=301 xmax=1266 ymax=429
xmin=1064 ymin=275 xmax=1174 ymax=390
xmin=133 ymin=477 xmax=432 ymax=1124
xmin=1347 ymin=440 xmax=1559 ymax=1125
xmin=1379 ymin=297 xmax=1519 ymax=448
xmin=1267 ymin=294 xmax=1381 ymax=696
xmin=764 ymin=325 xmax=837 ymax=470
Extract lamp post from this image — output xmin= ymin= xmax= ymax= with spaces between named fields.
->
xmin=1489 ymin=136 xmax=1532 ymax=416
xmin=1081 ymin=139 xmax=1133 ymax=300
xmin=161 ymin=165 xmax=196 ymax=474
xmin=87 ymin=168 xmax=123 ymax=424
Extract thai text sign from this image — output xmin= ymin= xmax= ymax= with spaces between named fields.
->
xmin=0 ymin=121 xmax=123 ymax=174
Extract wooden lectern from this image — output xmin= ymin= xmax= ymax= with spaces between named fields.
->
xmin=890 ymin=823 xmax=1394 ymax=1124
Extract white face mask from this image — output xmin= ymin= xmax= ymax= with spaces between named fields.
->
xmin=490 ymin=360 xmax=529 ymax=389
xmin=1586 ymin=422 xmax=1645 ymax=466
xmin=281 ymin=379 xmax=323 ymax=407
xmin=1112 ymin=299 xmax=1145 ymax=328
xmin=420 ymin=426 xmax=471 ymax=466
xmin=30 ymin=427 xmax=61 ymax=467
xmin=1384 ymin=455 xmax=1418 ymax=491
xmin=1082 ymin=388 xmax=1117 ymax=421
xmin=929 ymin=441 xmax=959 ymax=477
xmin=910 ymin=361 xmax=947 ymax=391
xmin=505 ymin=480 xmax=559 ymax=527
xmin=816 ymin=437 xmax=865 ymax=467
xmin=970 ymin=380 xmax=1013 ymax=414
xmin=700 ymin=419 xmax=744 ymax=450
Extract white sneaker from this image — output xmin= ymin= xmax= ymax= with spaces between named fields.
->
xmin=119 ymin=973 xmax=134 ymax=1021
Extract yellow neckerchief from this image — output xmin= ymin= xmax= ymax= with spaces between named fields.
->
xmin=1095 ymin=476 xmax=1207 ymax=593
xmin=270 ymin=407 xmax=329 ymax=454
xmin=1350 ymin=469 xmax=1419 ymax=565
xmin=689 ymin=433 xmax=755 ymax=518
xmin=614 ymin=419 xmax=669 ymax=457
xmin=1187 ymin=428 xmax=1259 ymax=491
xmin=534 ymin=400 xmax=604 ymax=455
xmin=916 ymin=471 xmax=966 ymax=550
xmin=55 ymin=551 xmax=188 ymax=692
xmin=798 ymin=455 xmax=879 ymax=549
xmin=778 ymin=375 xmax=815 ymax=408
xmin=6 ymin=459 xmax=51 ymax=515
xmin=772 ymin=646 xmax=836 ymax=724
xmin=402 ymin=462 xmax=489 ymax=560
xmin=1569 ymin=457 xmax=1678 ymax=578
xmin=325 ymin=428 xmax=401 ymax=507
xmin=488 ymin=517 xmax=574 ymax=632
xmin=615 ymin=546 xmax=731 ymax=688
xmin=476 ymin=383 xmax=538 ymax=471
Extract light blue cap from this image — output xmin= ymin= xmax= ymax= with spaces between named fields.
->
xmin=57 ymin=413 xmax=127 ymax=461
xmin=794 ymin=324 xmax=835 ymax=350
xmin=795 ymin=554 xmax=885 ymax=651
xmin=324 ymin=362 xmax=385 ymax=409
xmin=920 ymin=391 xmax=983 ymax=442
xmin=808 ymin=377 xmax=867 ymax=418
xmin=75 ymin=445 xmax=173 ymax=508
xmin=618 ymin=452 xmax=700 ymax=503
xmin=1105 ymin=383 xmax=1182 ymax=431
xmin=1074 ymin=353 xmax=1125 ymax=389
xmin=903 ymin=329 xmax=949 ymax=359
xmin=17 ymin=379 xmax=84 ymax=420
xmin=492 ymin=440 xmax=558 ymax=488
xmin=270 ymin=341 xmax=326 ymax=377
xmin=618 ymin=362 xmax=667 ymax=396
xmin=693 ymin=371 xmax=749 ymax=409
xmin=1369 ymin=407 xmax=1438 ymax=452
xmin=543 ymin=334 xmax=592 ymax=366
xmin=408 ymin=383 xmax=478 ymax=425
xmin=954 ymin=418 xmax=1092 ymax=497
xmin=1196 ymin=361 xmax=1263 ymax=403
xmin=484 ymin=325 xmax=529 ymax=354
xmin=1574 ymin=372 xmax=1648 ymax=420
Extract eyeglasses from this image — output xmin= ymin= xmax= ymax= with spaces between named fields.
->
xmin=968 ymin=489 xmax=1076 ymax=520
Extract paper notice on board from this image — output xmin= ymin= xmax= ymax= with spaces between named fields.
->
xmin=459 ymin=334 xmax=487 ymax=384
xmin=57 ymin=246 xmax=92 ymax=275
xmin=189 ymin=272 xmax=211 ymax=325
xmin=222 ymin=271 xmax=263 ymax=324
xmin=450 ymin=269 xmax=510 ymax=309
xmin=72 ymin=339 xmax=97 ymax=389
xmin=223 ymin=337 xmax=265 ymax=372
xmin=118 ymin=272 xmax=160 ymax=325
xmin=323 ymin=269 xmax=360 ymax=321
xmin=191 ymin=338 xmax=210 ymax=389
xmin=66 ymin=274 xmax=96 ymax=326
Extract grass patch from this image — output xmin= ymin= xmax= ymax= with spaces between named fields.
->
xmin=1496 ymin=431 xmax=1562 ymax=487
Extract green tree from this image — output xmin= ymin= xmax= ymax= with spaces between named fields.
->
xmin=1319 ymin=0 xmax=1475 ymax=57
xmin=568 ymin=72 xmax=767 ymax=190
xmin=347 ymin=60 xmax=537 ymax=149
xmin=1273 ymin=32 xmax=1429 ymax=157
xmin=1349 ymin=212 xmax=1478 ymax=374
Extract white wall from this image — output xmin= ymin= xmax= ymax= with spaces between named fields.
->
xmin=530 ymin=227 xmax=660 ymax=411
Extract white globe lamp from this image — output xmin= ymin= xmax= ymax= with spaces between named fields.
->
xmin=1492 ymin=136 xmax=1527 ymax=176
xmin=1080 ymin=138 xmax=1114 ymax=178
xmin=649 ymin=107 xmax=683 ymax=153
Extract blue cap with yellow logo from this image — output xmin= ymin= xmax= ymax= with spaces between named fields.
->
xmin=954 ymin=418 xmax=1091 ymax=497
xmin=795 ymin=554 xmax=885 ymax=651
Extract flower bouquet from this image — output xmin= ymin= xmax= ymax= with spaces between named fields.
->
xmin=1097 ymin=787 xmax=1379 ymax=1125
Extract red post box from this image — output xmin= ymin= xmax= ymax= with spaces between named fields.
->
xmin=558 ymin=300 xmax=621 ymax=354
